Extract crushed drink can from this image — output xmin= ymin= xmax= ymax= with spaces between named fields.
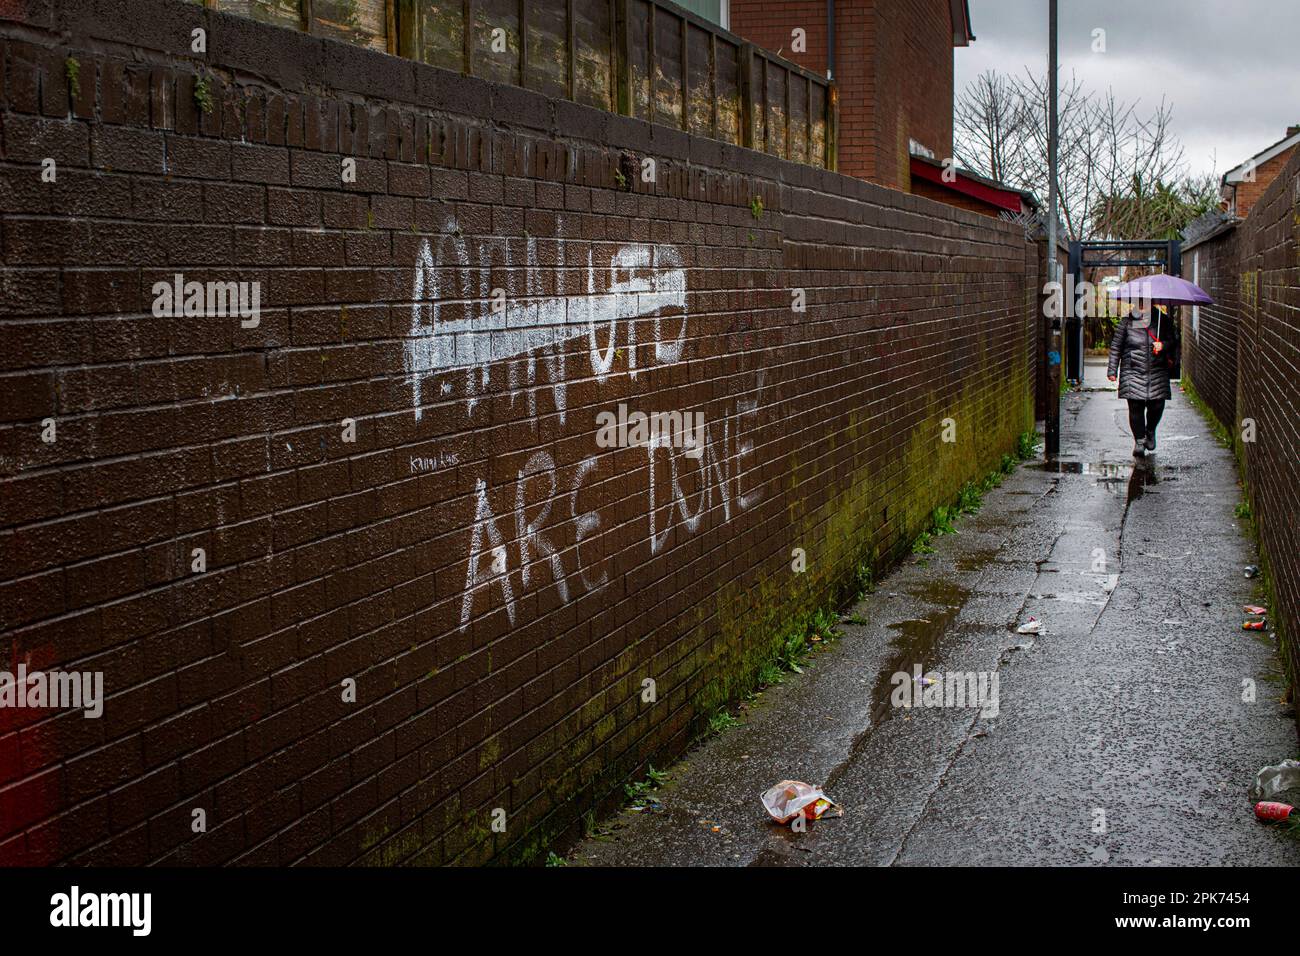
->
xmin=1254 ymin=801 xmax=1294 ymax=822
xmin=1242 ymin=619 xmax=1267 ymax=630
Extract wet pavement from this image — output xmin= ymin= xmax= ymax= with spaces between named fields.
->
xmin=570 ymin=358 xmax=1299 ymax=866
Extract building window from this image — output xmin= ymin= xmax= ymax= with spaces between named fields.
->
xmin=676 ymin=0 xmax=727 ymax=28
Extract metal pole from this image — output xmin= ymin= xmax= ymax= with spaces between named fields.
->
xmin=1044 ymin=0 xmax=1061 ymax=458
xmin=827 ymin=0 xmax=835 ymax=81
xmin=1047 ymin=0 xmax=1058 ymax=293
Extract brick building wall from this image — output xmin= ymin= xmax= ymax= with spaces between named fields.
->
xmin=0 ymin=0 xmax=1037 ymax=865
xmin=1183 ymin=149 xmax=1300 ymax=734
xmin=1228 ymin=143 xmax=1298 ymax=220
xmin=730 ymin=0 xmax=955 ymax=189
xmin=872 ymin=0 xmax=953 ymax=189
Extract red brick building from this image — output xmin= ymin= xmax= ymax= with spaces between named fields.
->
xmin=728 ymin=0 xmax=974 ymax=190
xmin=1220 ymin=126 xmax=1300 ymax=219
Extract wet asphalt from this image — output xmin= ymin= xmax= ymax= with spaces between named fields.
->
xmin=570 ymin=357 xmax=1300 ymax=867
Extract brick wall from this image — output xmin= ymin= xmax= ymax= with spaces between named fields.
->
xmin=1182 ymin=148 xmax=1300 ymax=734
xmin=1230 ymin=145 xmax=1298 ymax=220
xmin=1181 ymin=228 xmax=1240 ymax=429
xmin=873 ymin=0 xmax=953 ymax=189
xmin=0 ymin=0 xmax=1037 ymax=865
xmin=729 ymin=0 xmax=830 ymax=77
xmin=730 ymin=0 xmax=956 ymax=189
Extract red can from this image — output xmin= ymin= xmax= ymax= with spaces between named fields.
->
xmin=1254 ymin=801 xmax=1294 ymax=822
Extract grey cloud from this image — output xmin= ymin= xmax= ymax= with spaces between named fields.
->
xmin=957 ymin=0 xmax=1300 ymax=176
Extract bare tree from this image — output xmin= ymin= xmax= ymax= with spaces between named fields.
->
xmin=953 ymin=70 xmax=1030 ymax=184
xmin=954 ymin=69 xmax=1192 ymax=242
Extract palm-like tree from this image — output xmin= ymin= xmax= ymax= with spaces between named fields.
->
xmin=1092 ymin=173 xmax=1218 ymax=241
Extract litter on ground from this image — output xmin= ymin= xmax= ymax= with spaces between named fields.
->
xmin=1254 ymin=801 xmax=1294 ymax=823
xmin=761 ymin=780 xmax=842 ymax=825
xmin=1248 ymin=760 xmax=1300 ymax=802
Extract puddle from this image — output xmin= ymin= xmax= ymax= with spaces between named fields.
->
xmin=905 ymin=579 xmax=970 ymax=606
xmin=1126 ymin=462 xmax=1161 ymax=504
xmin=956 ymin=548 xmax=1000 ymax=573
xmin=1033 ymin=460 xmax=1134 ymax=477
xmin=867 ymin=581 xmax=971 ymax=724
xmin=1034 ymin=459 xmax=1200 ymax=502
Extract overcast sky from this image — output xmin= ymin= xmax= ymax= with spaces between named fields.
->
xmin=955 ymin=0 xmax=1300 ymax=178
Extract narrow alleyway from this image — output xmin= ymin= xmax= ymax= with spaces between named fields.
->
xmin=571 ymin=357 xmax=1299 ymax=866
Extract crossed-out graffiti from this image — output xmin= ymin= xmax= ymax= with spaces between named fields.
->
xmin=404 ymin=217 xmax=688 ymax=420
xmin=403 ymin=218 xmax=761 ymax=631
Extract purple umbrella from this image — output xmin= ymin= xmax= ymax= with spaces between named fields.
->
xmin=1106 ymin=273 xmax=1213 ymax=305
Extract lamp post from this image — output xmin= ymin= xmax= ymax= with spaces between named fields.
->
xmin=1044 ymin=0 xmax=1061 ymax=458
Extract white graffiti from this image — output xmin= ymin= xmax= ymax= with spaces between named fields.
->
xmin=647 ymin=397 xmax=761 ymax=554
xmin=410 ymin=451 xmax=459 ymax=473
xmin=460 ymin=450 xmax=600 ymax=631
xmin=407 ymin=217 xmax=767 ymax=633
xmin=404 ymin=218 xmax=688 ymax=420
xmin=459 ymin=397 xmax=763 ymax=631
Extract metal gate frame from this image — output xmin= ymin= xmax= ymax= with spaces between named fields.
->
xmin=1065 ymin=239 xmax=1181 ymax=384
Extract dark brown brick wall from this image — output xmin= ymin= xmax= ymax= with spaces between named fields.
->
xmin=0 ymin=0 xmax=1037 ymax=865
xmin=1181 ymin=227 xmax=1240 ymax=429
xmin=1183 ymin=148 xmax=1300 ymax=733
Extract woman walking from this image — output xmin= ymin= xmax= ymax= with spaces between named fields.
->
xmin=1107 ymin=304 xmax=1180 ymax=457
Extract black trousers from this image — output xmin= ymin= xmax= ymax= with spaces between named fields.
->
xmin=1127 ymin=399 xmax=1165 ymax=440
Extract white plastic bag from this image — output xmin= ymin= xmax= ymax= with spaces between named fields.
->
xmin=1248 ymin=759 xmax=1300 ymax=802
xmin=761 ymin=780 xmax=839 ymax=824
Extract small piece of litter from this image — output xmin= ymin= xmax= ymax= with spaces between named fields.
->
xmin=1254 ymin=801 xmax=1294 ymax=823
xmin=1248 ymin=760 xmax=1300 ymax=802
xmin=1016 ymin=618 xmax=1043 ymax=635
xmin=761 ymin=780 xmax=842 ymax=824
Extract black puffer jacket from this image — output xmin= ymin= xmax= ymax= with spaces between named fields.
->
xmin=1107 ymin=308 xmax=1180 ymax=401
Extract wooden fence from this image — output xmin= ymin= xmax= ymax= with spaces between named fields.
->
xmin=192 ymin=0 xmax=837 ymax=169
